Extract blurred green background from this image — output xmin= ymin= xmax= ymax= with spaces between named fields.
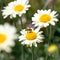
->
xmin=0 ymin=0 xmax=60 ymax=60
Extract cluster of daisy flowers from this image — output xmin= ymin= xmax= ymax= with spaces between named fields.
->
xmin=0 ymin=0 xmax=31 ymax=53
xmin=1 ymin=0 xmax=59 ymax=53
xmin=18 ymin=9 xmax=58 ymax=47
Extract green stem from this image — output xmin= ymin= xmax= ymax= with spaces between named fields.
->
xmin=45 ymin=55 xmax=48 ymax=60
xmin=0 ymin=52 xmax=4 ymax=60
xmin=0 ymin=51 xmax=9 ymax=60
xmin=20 ymin=17 xmax=23 ymax=29
xmin=21 ymin=45 xmax=24 ymax=60
xmin=32 ymin=46 xmax=34 ymax=60
xmin=45 ymin=26 xmax=52 ymax=60
xmin=4 ymin=52 xmax=9 ymax=60
xmin=20 ymin=17 xmax=24 ymax=60
xmin=46 ymin=27 xmax=48 ymax=38
xmin=49 ymin=25 xmax=52 ymax=44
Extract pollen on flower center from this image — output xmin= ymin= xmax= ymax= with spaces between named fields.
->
xmin=14 ymin=4 xmax=24 ymax=12
xmin=39 ymin=14 xmax=51 ymax=22
xmin=0 ymin=34 xmax=7 ymax=44
xmin=26 ymin=32 xmax=37 ymax=40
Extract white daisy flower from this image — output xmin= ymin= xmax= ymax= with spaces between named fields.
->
xmin=19 ymin=28 xmax=44 ymax=47
xmin=32 ymin=9 xmax=58 ymax=27
xmin=2 ymin=0 xmax=30 ymax=19
xmin=0 ymin=23 xmax=17 ymax=53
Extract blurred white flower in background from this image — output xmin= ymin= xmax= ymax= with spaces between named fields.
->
xmin=18 ymin=16 xmax=27 ymax=25
xmin=0 ymin=23 xmax=17 ymax=53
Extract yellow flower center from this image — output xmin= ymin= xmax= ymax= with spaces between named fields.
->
xmin=48 ymin=44 xmax=57 ymax=53
xmin=39 ymin=14 xmax=51 ymax=22
xmin=0 ymin=34 xmax=7 ymax=44
xmin=14 ymin=4 xmax=24 ymax=12
xmin=26 ymin=32 xmax=37 ymax=40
